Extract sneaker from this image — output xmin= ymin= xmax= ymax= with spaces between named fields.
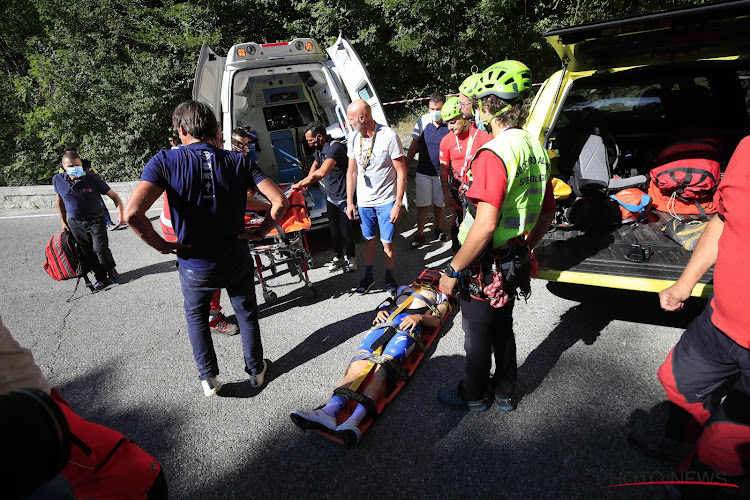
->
xmin=209 ymin=313 xmax=239 ymax=336
xmin=248 ymin=360 xmax=268 ymax=389
xmin=345 ymin=257 xmax=358 ymax=273
xmin=201 ymin=376 xmax=223 ymax=397
xmin=326 ymin=257 xmax=346 ymax=272
xmin=438 ymin=388 xmax=491 ymax=412
xmin=356 ymin=275 xmax=375 ymax=294
xmin=434 ymin=229 xmax=448 ymax=242
xmin=108 ymin=268 xmax=121 ymax=284
xmin=335 ymin=418 xmax=362 ymax=446
xmin=384 ymin=275 xmax=398 ymax=296
xmin=290 ymin=408 xmax=337 ymax=432
xmin=494 ymin=395 xmax=514 ymax=411
xmin=92 ymin=280 xmax=111 ymax=292
xmin=628 ymin=429 xmax=695 ymax=463
xmin=411 ymin=232 xmax=426 ymax=248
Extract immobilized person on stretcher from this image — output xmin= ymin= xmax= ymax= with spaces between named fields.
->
xmin=290 ymin=281 xmax=450 ymax=445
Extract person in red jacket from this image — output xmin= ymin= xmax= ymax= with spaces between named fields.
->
xmin=629 ymin=136 xmax=750 ymax=498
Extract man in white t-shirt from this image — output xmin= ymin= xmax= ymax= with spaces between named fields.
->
xmin=345 ymin=99 xmax=407 ymax=295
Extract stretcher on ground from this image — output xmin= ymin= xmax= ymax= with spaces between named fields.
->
xmin=317 ymin=269 xmax=455 ymax=445
xmin=245 ymin=186 xmax=314 ymax=304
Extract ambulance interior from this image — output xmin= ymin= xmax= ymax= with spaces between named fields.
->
xmin=231 ymin=65 xmax=348 ymax=187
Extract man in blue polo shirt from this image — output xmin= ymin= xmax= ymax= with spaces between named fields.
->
xmin=53 ymin=151 xmax=125 ymax=290
xmin=404 ymin=92 xmax=451 ymax=248
xmin=124 ymin=100 xmax=288 ymax=397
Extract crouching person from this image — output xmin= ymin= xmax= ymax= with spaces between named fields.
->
xmin=290 ymin=278 xmax=450 ymax=445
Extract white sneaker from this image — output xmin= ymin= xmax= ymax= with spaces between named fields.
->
xmin=335 ymin=418 xmax=361 ymax=446
xmin=290 ymin=408 xmax=337 ymax=432
xmin=249 ymin=360 xmax=268 ymax=388
xmin=326 ymin=257 xmax=346 ymax=272
xmin=201 ymin=376 xmax=223 ymax=397
xmin=345 ymin=257 xmax=358 ymax=272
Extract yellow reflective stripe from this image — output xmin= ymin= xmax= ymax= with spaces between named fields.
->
xmin=537 ymin=269 xmax=713 ymax=298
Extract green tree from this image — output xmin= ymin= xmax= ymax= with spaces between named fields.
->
xmin=0 ymin=0 xmax=710 ymax=186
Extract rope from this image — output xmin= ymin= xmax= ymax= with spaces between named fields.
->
xmin=381 ymin=83 xmax=542 ymax=106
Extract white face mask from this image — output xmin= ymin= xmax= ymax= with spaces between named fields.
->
xmin=430 ymin=110 xmax=443 ymax=122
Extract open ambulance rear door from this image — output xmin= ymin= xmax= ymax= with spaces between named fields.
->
xmin=193 ymin=42 xmax=227 ymax=126
xmin=326 ymin=34 xmax=388 ymax=127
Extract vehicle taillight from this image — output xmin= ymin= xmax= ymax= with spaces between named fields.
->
xmin=237 ymin=48 xmax=246 ymax=57
xmin=304 ymin=42 xmax=313 ymax=51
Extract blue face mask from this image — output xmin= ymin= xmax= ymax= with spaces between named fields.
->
xmin=65 ymin=166 xmax=86 ymax=178
xmin=430 ymin=110 xmax=443 ymax=122
xmin=474 ymin=108 xmax=488 ymax=132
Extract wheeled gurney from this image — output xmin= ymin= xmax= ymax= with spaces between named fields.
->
xmin=245 ymin=187 xmax=315 ymax=304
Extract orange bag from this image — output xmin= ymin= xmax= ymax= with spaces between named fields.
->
xmin=610 ymin=187 xmax=654 ymax=223
xmin=244 ymin=188 xmax=310 ymax=234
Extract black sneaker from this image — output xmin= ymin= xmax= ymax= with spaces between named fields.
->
xmin=108 ymin=268 xmax=122 ymax=284
xmin=434 ymin=229 xmax=448 ymax=242
xmin=628 ymin=429 xmax=695 ymax=463
xmin=356 ymin=275 xmax=375 ymax=294
xmin=411 ymin=233 xmax=426 ymax=248
xmin=438 ymin=388 xmax=491 ymax=412
xmin=494 ymin=395 xmax=514 ymax=411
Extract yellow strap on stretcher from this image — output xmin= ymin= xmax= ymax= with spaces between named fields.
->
xmin=347 ymin=293 xmax=420 ymax=392
xmin=347 ymin=284 xmax=450 ymax=392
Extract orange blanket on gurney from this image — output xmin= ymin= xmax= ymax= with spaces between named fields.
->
xmin=244 ymin=187 xmax=310 ymax=235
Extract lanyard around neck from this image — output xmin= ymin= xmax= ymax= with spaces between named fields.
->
xmin=359 ymin=127 xmax=378 ymax=172
xmin=460 ymin=128 xmax=481 ymax=178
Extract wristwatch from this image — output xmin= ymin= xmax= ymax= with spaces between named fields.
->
xmin=443 ymin=264 xmax=462 ymax=278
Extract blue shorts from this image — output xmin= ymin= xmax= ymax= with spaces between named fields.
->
xmin=357 ymin=313 xmax=421 ymax=364
xmin=358 ymin=202 xmax=395 ymax=243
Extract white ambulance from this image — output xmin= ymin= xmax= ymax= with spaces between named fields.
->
xmin=193 ymin=34 xmax=388 ymax=227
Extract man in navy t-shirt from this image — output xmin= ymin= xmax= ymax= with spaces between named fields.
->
xmin=292 ymin=122 xmax=356 ymax=273
xmin=53 ymin=151 xmax=125 ymax=290
xmin=124 ymin=100 xmax=288 ymax=397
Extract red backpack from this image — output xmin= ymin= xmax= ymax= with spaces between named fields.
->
xmin=650 ymin=138 xmax=722 ymax=200
xmin=44 ymin=230 xmax=83 ymax=281
xmin=44 ymin=230 xmax=94 ymax=298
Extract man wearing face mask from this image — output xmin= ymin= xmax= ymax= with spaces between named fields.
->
xmin=53 ymin=151 xmax=125 ymax=290
xmin=292 ymin=122 xmax=356 ymax=272
xmin=404 ymin=92 xmax=451 ymax=248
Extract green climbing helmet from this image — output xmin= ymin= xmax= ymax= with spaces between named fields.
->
xmin=474 ymin=60 xmax=532 ymax=102
xmin=441 ymin=96 xmax=462 ymax=122
xmin=458 ymin=73 xmax=482 ymax=98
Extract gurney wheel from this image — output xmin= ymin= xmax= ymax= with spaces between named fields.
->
xmin=263 ymin=291 xmax=277 ymax=304
xmin=307 ymin=286 xmax=316 ymax=298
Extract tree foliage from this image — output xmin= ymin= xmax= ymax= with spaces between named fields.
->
xmin=0 ymin=0 xmax=706 ymax=185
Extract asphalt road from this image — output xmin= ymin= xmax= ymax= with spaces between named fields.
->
xmin=0 ymin=197 xmax=710 ymax=499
